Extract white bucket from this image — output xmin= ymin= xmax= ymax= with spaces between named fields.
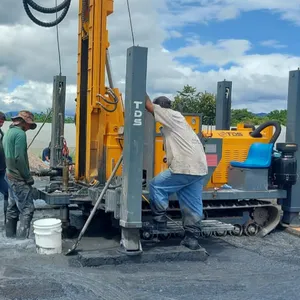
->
xmin=33 ymin=218 xmax=62 ymax=255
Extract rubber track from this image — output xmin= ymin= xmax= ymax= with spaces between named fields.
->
xmin=140 ymin=199 xmax=280 ymax=240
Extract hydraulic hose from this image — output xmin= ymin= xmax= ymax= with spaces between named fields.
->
xmin=250 ymin=120 xmax=281 ymax=144
xmin=23 ymin=0 xmax=71 ymax=27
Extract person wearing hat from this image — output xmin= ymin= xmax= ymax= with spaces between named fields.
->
xmin=0 ymin=111 xmax=8 ymax=226
xmin=3 ymin=110 xmax=37 ymax=238
xmin=145 ymin=95 xmax=208 ymax=251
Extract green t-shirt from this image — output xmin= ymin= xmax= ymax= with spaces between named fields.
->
xmin=3 ymin=125 xmax=31 ymax=182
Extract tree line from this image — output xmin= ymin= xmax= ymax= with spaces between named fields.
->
xmin=171 ymin=85 xmax=287 ymax=126
xmin=5 ymin=85 xmax=287 ymax=126
xmin=5 ymin=108 xmax=75 ymax=124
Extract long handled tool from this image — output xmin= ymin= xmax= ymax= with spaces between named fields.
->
xmin=65 ymin=154 xmax=123 ymax=255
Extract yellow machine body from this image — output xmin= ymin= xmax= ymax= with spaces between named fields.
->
xmin=75 ymin=0 xmax=124 ymax=184
xmin=203 ymin=127 xmax=273 ymax=188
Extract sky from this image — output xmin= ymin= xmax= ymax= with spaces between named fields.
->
xmin=1 ymin=0 xmax=300 ymax=114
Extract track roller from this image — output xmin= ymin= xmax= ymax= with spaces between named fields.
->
xmin=215 ymin=230 xmax=227 ymax=237
xmin=230 ymin=224 xmax=243 ymax=236
xmin=141 ymin=230 xmax=152 ymax=240
xmin=159 ymin=233 xmax=171 ymax=240
xmin=244 ymin=223 xmax=259 ymax=236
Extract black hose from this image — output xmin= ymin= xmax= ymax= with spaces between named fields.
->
xmin=23 ymin=0 xmax=71 ymax=27
xmin=250 ymin=120 xmax=281 ymax=144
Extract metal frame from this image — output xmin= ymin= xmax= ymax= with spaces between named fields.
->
xmin=119 ymin=46 xmax=148 ymax=253
xmin=282 ymin=70 xmax=300 ymax=225
xmin=216 ymin=80 xmax=232 ymax=130
xmin=50 ymin=75 xmax=66 ymax=169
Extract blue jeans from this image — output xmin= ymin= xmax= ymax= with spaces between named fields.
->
xmin=5 ymin=176 xmax=35 ymax=238
xmin=149 ymin=169 xmax=205 ymax=235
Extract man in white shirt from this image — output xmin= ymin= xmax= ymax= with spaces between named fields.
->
xmin=145 ymin=95 xmax=208 ymax=250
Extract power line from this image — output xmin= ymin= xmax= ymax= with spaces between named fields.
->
xmin=126 ymin=0 xmax=135 ymax=46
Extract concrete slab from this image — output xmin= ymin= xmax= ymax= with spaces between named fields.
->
xmin=75 ymin=240 xmax=209 ymax=267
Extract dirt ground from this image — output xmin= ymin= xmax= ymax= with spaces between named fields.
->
xmin=1 ymin=193 xmax=300 ymax=299
xmin=28 ymin=151 xmax=49 ymax=172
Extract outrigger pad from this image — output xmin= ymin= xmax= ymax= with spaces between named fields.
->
xmin=230 ymin=143 xmax=273 ymax=168
xmin=73 ymin=243 xmax=209 ymax=267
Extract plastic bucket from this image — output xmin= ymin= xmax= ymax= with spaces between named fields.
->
xmin=33 ymin=218 xmax=62 ymax=255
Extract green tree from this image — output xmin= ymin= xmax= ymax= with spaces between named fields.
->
xmin=231 ymin=109 xmax=255 ymax=126
xmin=172 ymin=85 xmax=216 ymax=124
xmin=171 ymin=85 xmax=288 ymax=127
xmin=5 ymin=108 xmax=75 ymax=123
xmin=267 ymin=109 xmax=287 ymax=125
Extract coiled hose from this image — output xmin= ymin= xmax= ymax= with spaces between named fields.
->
xmin=23 ymin=0 xmax=71 ymax=27
xmin=250 ymin=120 xmax=281 ymax=144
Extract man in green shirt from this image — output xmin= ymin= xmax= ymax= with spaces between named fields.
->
xmin=3 ymin=111 xmax=37 ymax=238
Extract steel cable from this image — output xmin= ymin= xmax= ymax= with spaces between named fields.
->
xmin=126 ymin=0 xmax=135 ymax=46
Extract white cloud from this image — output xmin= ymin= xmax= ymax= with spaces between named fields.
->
xmin=174 ymin=39 xmax=252 ymax=66
xmin=260 ymin=40 xmax=287 ymax=49
xmin=0 ymin=0 xmax=299 ymax=115
xmin=0 ymin=80 xmax=77 ymax=112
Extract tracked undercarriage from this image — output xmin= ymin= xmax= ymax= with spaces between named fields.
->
xmin=139 ymin=199 xmax=280 ymax=241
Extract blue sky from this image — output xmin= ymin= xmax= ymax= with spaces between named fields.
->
xmin=163 ymin=9 xmax=298 ymax=72
xmin=7 ymin=78 xmax=26 ymax=93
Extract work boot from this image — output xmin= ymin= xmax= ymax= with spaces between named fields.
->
xmin=181 ymin=232 xmax=201 ymax=250
xmin=5 ymin=219 xmax=17 ymax=238
xmin=17 ymin=217 xmax=32 ymax=239
xmin=152 ymin=211 xmax=168 ymax=231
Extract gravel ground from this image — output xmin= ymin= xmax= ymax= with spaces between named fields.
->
xmin=0 ymin=195 xmax=300 ymax=300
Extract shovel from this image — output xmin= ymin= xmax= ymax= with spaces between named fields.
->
xmin=65 ymin=154 xmax=123 ymax=255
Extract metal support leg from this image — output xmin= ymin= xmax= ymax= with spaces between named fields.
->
xmin=216 ymin=80 xmax=232 ymax=130
xmin=50 ymin=75 xmax=66 ymax=170
xmin=119 ymin=46 xmax=148 ymax=254
xmin=60 ymin=205 xmax=70 ymax=227
xmin=282 ymin=70 xmax=300 ymax=225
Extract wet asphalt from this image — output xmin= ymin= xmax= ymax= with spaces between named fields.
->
xmin=0 ymin=196 xmax=300 ymax=300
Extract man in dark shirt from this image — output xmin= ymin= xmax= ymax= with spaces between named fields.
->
xmin=0 ymin=112 xmax=8 ymax=225
xmin=43 ymin=141 xmax=73 ymax=171
xmin=42 ymin=142 xmax=51 ymax=165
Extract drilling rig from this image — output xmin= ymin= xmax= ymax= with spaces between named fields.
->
xmin=23 ymin=0 xmax=300 ymax=256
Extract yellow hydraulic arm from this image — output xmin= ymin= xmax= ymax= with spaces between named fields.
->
xmin=75 ymin=0 xmax=124 ymax=184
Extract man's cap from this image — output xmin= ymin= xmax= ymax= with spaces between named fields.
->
xmin=0 ymin=112 xmax=6 ymax=121
xmin=11 ymin=110 xmax=37 ymax=130
xmin=153 ymin=96 xmax=172 ymax=108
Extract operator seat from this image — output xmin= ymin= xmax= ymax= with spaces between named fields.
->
xmin=230 ymin=143 xmax=274 ymax=169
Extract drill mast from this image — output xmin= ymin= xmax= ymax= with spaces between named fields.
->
xmin=75 ymin=0 xmax=124 ymax=184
